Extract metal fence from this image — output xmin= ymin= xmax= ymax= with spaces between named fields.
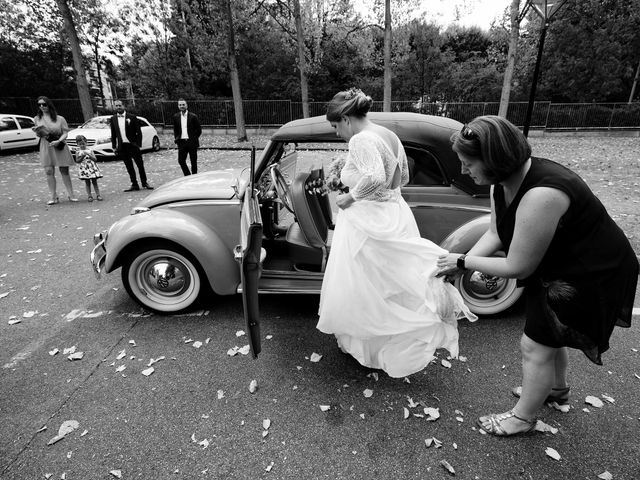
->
xmin=2 ymin=97 xmax=639 ymax=131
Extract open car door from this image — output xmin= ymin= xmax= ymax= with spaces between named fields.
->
xmin=234 ymin=148 xmax=263 ymax=358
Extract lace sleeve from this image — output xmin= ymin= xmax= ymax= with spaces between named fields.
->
xmin=347 ymin=134 xmax=386 ymax=200
xmin=398 ymin=144 xmax=410 ymax=187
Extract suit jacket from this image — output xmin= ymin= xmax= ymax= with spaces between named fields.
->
xmin=172 ymin=111 xmax=202 ymax=148
xmin=110 ymin=112 xmax=142 ymax=150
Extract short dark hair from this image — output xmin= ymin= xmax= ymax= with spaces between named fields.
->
xmin=450 ymin=115 xmax=531 ymax=183
xmin=326 ymin=88 xmax=373 ymax=122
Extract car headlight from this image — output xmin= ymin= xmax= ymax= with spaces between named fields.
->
xmin=96 ymin=136 xmax=111 ymax=144
xmin=131 ymin=206 xmax=150 ymax=215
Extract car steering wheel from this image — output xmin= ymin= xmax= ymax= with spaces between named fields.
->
xmin=270 ymin=165 xmax=294 ymax=213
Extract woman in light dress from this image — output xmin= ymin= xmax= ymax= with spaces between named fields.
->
xmin=317 ymin=88 xmax=476 ymax=378
xmin=33 ymin=96 xmax=78 ymax=204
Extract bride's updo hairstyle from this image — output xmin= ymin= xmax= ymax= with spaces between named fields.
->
xmin=326 ymin=88 xmax=374 ymax=122
xmin=450 ymin=115 xmax=531 ymax=183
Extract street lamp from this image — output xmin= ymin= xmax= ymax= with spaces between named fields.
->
xmin=522 ymin=0 xmax=568 ymax=137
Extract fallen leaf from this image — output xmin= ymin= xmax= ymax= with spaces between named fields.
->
xmin=238 ymin=345 xmax=250 ymax=355
xmin=319 ymin=405 xmax=331 ymax=412
xmin=141 ymin=367 xmax=154 ymax=376
xmin=23 ymin=311 xmax=37 ymax=318
xmin=424 ymin=407 xmax=440 ymax=421
xmin=585 ymin=396 xmax=604 ymax=408
xmin=262 ymin=430 xmax=269 ymax=438
xmin=263 ymin=419 xmax=271 ymax=430
xmin=67 ymin=352 xmax=84 ymax=361
xmin=403 ymin=407 xmax=410 ymax=419
xmin=227 ymin=346 xmax=239 ymax=356
xmin=367 ymin=372 xmax=379 ymax=381
xmin=406 ymin=396 xmax=418 ymax=408
xmin=8 ymin=319 xmax=21 ymax=325
xmin=440 ymin=459 xmax=455 ymax=475
xmin=265 ymin=462 xmax=274 ymax=472
xmin=116 ymin=350 xmax=126 ymax=360
xmin=198 ymin=439 xmax=209 ymax=449
xmin=217 ymin=390 xmax=225 ymax=399
xmin=549 ymin=402 xmax=571 ymax=413
xmin=310 ymin=352 xmax=322 ymax=363
xmin=602 ymin=394 xmax=615 ymax=403
xmin=249 ymin=379 xmax=258 ymax=394
xmin=363 ymin=389 xmax=374 ymax=398
xmin=148 ymin=356 xmax=165 ymax=366
xmin=597 ymin=471 xmax=613 ymax=480
xmin=545 ymin=447 xmax=561 ymax=461
xmin=47 ymin=420 xmax=79 ymax=445
xmin=129 ymin=340 xmax=137 ymax=347
xmin=0 ymin=292 xmax=9 ymax=299
xmin=236 ymin=330 xmax=245 ymax=337
xmin=115 ymin=365 xmax=126 ymax=373
xmin=109 ymin=470 xmax=122 ymax=479
xmin=63 ymin=346 xmax=76 ymax=355
xmin=535 ymin=420 xmax=558 ymax=434
xmin=441 ymin=359 xmax=452 ymax=369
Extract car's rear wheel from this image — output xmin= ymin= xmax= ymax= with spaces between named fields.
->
xmin=121 ymin=242 xmax=205 ymax=314
xmin=454 ymin=270 xmax=523 ymax=316
xmin=151 ymin=136 xmax=160 ymax=151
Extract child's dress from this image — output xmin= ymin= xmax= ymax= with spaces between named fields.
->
xmin=76 ymin=150 xmax=103 ymax=180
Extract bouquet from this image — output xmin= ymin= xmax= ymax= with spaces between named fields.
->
xmin=325 ymin=155 xmax=349 ymax=194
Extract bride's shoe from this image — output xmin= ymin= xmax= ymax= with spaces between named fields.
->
xmin=47 ymin=196 xmax=59 ymax=205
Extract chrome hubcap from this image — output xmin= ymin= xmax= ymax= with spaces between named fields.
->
xmin=140 ymin=258 xmax=191 ymax=297
xmin=462 ymin=271 xmax=507 ymax=300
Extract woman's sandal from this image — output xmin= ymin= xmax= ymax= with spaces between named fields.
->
xmin=477 ymin=410 xmax=537 ymax=436
xmin=47 ymin=196 xmax=59 ymax=205
xmin=511 ymin=386 xmax=570 ymax=405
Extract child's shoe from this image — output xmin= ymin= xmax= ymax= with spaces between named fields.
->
xmin=96 ymin=195 xmax=103 ymax=201
xmin=88 ymin=195 xmax=94 ymax=202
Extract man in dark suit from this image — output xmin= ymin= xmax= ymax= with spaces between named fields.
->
xmin=172 ymin=99 xmax=202 ymax=175
xmin=110 ymin=100 xmax=153 ymax=191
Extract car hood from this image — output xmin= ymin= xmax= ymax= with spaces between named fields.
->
xmin=67 ymin=128 xmax=110 ymax=139
xmin=138 ymin=170 xmax=244 ymax=206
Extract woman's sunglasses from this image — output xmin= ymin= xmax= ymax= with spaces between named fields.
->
xmin=460 ymin=124 xmax=478 ymax=140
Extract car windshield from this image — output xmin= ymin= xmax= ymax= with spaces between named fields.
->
xmin=80 ymin=117 xmax=110 ymax=129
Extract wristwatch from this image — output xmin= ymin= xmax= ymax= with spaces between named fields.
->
xmin=456 ymin=254 xmax=467 ymax=270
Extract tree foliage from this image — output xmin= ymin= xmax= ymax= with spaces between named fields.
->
xmin=1 ymin=0 xmax=639 ymax=104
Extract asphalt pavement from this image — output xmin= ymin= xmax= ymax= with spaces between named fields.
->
xmin=1 ymin=145 xmax=639 ymax=480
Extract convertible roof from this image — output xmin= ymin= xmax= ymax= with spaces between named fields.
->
xmin=271 ymin=112 xmax=463 ymax=145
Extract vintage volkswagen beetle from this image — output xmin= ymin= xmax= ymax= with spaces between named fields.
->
xmin=91 ymin=112 xmax=522 ymax=327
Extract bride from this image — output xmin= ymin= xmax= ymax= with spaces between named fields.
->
xmin=317 ymin=88 xmax=477 ymax=378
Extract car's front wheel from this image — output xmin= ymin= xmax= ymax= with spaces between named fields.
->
xmin=454 ymin=270 xmax=523 ymax=316
xmin=121 ymin=243 xmax=205 ymax=314
xmin=151 ymin=136 xmax=160 ymax=151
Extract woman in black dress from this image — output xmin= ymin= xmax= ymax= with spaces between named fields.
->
xmin=437 ymin=115 xmax=638 ymax=436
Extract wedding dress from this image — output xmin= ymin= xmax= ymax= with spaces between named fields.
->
xmin=317 ymin=129 xmax=477 ymax=378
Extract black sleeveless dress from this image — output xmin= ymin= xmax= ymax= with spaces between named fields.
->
xmin=494 ymin=157 xmax=638 ymax=364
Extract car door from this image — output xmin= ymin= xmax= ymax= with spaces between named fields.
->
xmin=0 ymin=116 xmax=21 ymax=151
xmin=15 ymin=116 xmax=38 ymax=148
xmin=234 ymin=149 xmax=263 ymax=358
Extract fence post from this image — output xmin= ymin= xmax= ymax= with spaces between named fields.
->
xmin=608 ymin=104 xmax=616 ymax=130
xmin=544 ymin=102 xmax=551 ymax=131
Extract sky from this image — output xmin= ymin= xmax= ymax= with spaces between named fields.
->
xmin=356 ymin=0 xmax=511 ymax=30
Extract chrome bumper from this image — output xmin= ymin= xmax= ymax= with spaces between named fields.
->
xmin=90 ymin=231 xmax=107 ymax=278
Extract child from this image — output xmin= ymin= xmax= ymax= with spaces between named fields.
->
xmin=74 ymin=135 xmax=103 ymax=202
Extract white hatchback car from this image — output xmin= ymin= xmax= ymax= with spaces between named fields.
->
xmin=0 ymin=114 xmax=39 ymax=153
xmin=66 ymin=115 xmax=161 ymax=159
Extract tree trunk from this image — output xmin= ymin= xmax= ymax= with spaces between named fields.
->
xmin=293 ymin=0 xmax=310 ymax=118
xmin=225 ymin=0 xmax=247 ymax=142
xmin=180 ymin=6 xmax=196 ymax=94
xmin=498 ymin=0 xmax=521 ymax=118
xmin=383 ymin=0 xmax=392 ymax=112
xmin=55 ymin=0 xmax=93 ymax=121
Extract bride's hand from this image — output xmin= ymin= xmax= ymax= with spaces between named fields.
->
xmin=436 ymin=253 xmax=464 ymax=279
xmin=336 ymin=193 xmax=355 ymax=209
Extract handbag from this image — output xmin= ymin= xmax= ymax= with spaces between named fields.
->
xmin=46 ymin=133 xmax=66 ymax=150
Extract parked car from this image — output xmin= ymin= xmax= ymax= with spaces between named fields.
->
xmin=90 ymin=112 xmax=523 ymax=353
xmin=66 ymin=115 xmax=161 ymax=159
xmin=0 ymin=114 xmax=39 ymax=153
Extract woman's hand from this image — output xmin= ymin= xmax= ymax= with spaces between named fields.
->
xmin=336 ymin=193 xmax=355 ymax=209
xmin=50 ymin=140 xmax=60 ymax=148
xmin=436 ymin=253 xmax=465 ymax=279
